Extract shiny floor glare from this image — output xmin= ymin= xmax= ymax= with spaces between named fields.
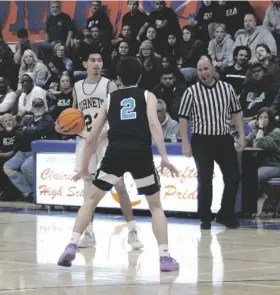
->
xmin=0 ymin=211 xmax=279 ymax=294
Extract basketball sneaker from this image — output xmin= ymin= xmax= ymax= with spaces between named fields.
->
xmin=77 ymin=232 xmax=96 ymax=248
xmin=57 ymin=243 xmax=77 ymax=267
xmin=160 ymin=256 xmax=179 ymax=272
xmin=128 ymin=229 xmax=144 ymax=250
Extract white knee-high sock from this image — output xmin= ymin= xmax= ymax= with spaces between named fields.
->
xmin=83 ymin=178 xmax=94 ymax=235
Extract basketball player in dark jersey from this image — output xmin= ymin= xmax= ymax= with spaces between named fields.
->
xmin=58 ymin=56 xmax=179 ymax=272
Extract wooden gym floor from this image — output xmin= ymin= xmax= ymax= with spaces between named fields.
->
xmin=0 ymin=203 xmax=279 ymax=294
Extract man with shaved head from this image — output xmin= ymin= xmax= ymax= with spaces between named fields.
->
xmin=179 ymin=55 xmax=245 ymax=230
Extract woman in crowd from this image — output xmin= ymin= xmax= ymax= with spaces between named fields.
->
xmin=43 ymin=56 xmax=67 ymax=94
xmin=180 ymin=25 xmax=205 ymax=83
xmin=245 ymin=107 xmax=280 ymax=216
xmin=108 ymin=40 xmax=131 ymax=80
xmin=208 ymin=23 xmax=234 ymax=73
xmin=18 ymin=49 xmax=49 ymax=88
xmin=48 ymin=73 xmax=73 ymax=121
xmin=53 ymin=43 xmax=73 ymax=72
xmin=137 ymin=40 xmax=161 ymax=91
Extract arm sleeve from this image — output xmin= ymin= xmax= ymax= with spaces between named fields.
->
xmin=229 ymin=85 xmax=242 ymax=114
xmin=254 ymin=129 xmax=280 ymax=152
xmin=178 ymin=89 xmax=193 ymax=119
xmin=0 ymin=92 xmax=17 ymax=113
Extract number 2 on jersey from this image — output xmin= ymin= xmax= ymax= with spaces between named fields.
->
xmin=120 ymin=97 xmax=136 ymax=120
xmin=84 ymin=114 xmax=93 ymax=132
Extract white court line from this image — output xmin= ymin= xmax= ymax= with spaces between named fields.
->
xmin=200 ymin=265 xmax=280 ymax=276
xmin=201 ymin=246 xmax=280 ymax=256
xmin=225 ymin=281 xmax=280 ymax=289
xmin=0 ymin=267 xmax=56 ymax=273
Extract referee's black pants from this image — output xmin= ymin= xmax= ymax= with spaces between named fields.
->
xmin=191 ymin=134 xmax=240 ymax=223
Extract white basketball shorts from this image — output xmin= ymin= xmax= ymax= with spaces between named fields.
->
xmin=74 ymin=136 xmax=107 ymax=175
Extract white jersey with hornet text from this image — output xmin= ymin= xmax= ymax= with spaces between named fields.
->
xmin=74 ymin=77 xmax=110 ymax=139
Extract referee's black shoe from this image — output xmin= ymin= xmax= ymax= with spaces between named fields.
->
xmin=215 ymin=216 xmax=240 ymax=229
xmin=200 ymin=221 xmax=211 ymax=230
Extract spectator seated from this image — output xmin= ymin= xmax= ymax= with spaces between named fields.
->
xmin=245 ymin=108 xmax=280 ymax=217
xmin=259 ymin=178 xmax=280 ymax=218
xmin=3 ymin=98 xmax=57 ymax=202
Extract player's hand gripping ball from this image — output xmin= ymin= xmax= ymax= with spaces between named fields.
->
xmin=56 ymin=108 xmax=85 ymax=135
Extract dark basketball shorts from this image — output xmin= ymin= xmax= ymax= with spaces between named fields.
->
xmin=92 ymin=147 xmax=161 ymax=196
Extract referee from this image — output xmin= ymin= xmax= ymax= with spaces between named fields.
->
xmin=179 ymin=55 xmax=245 ymax=230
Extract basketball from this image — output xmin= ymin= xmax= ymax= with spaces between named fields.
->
xmin=57 ymin=108 xmax=85 ymax=135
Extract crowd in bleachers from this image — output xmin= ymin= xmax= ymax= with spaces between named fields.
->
xmin=0 ymin=0 xmax=280 ymax=207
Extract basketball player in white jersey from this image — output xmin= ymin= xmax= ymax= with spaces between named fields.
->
xmin=57 ymin=46 xmax=143 ymax=250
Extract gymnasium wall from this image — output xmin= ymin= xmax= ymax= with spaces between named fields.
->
xmin=0 ymin=0 xmax=272 ymax=43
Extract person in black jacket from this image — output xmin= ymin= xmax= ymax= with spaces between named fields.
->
xmin=151 ymin=67 xmax=186 ymax=121
xmin=86 ymin=1 xmax=113 ymax=42
xmin=239 ymin=62 xmax=280 ymax=128
xmin=3 ymin=98 xmax=56 ymax=202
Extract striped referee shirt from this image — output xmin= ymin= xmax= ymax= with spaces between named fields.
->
xmin=178 ymin=80 xmax=242 ymax=135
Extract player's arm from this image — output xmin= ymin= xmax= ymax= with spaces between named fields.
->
xmin=146 ymin=92 xmax=168 ymax=160
xmin=72 ymin=87 xmax=77 ymax=109
xmin=79 ymin=102 xmax=108 ymax=173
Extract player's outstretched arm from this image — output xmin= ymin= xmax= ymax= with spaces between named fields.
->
xmin=146 ymin=92 xmax=179 ymax=177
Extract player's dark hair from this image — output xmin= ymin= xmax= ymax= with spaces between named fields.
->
xmin=17 ymin=28 xmax=28 ymax=38
xmin=160 ymin=67 xmax=175 ymax=76
xmin=233 ymin=46 xmax=251 ymax=62
xmin=250 ymin=61 xmax=266 ymax=72
xmin=256 ymin=107 xmax=276 ymax=133
xmin=256 ymin=43 xmax=271 ymax=54
xmin=116 ymin=57 xmax=142 ymax=86
xmin=245 ymin=12 xmax=257 ymax=21
xmin=127 ymin=1 xmax=139 ymax=6
xmin=81 ymin=45 xmax=103 ymax=62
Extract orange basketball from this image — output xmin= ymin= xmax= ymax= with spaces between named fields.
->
xmin=57 ymin=108 xmax=85 ymax=135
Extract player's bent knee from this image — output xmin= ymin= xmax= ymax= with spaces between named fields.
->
xmin=143 ymin=186 xmax=162 ymax=209
xmin=145 ymin=192 xmax=162 ymax=210
xmin=87 ymin=185 xmax=107 ymax=205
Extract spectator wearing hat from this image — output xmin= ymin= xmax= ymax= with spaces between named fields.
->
xmin=3 ymin=98 xmax=56 ymax=202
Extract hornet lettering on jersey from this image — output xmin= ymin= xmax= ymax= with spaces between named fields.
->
xmin=78 ymin=97 xmax=104 ymax=112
